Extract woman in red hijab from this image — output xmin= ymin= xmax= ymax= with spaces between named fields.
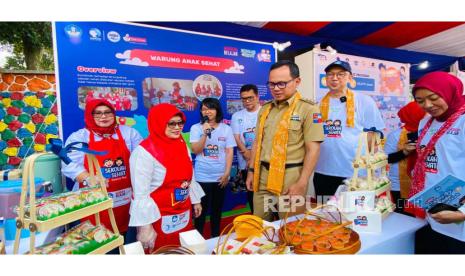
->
xmin=62 ymin=99 xmax=143 ymax=239
xmin=409 ymin=71 xmax=465 ymax=254
xmin=385 ymin=101 xmax=425 ymax=214
xmin=128 ymin=103 xmax=204 ymax=253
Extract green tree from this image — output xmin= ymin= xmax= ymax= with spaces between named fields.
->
xmin=0 ymin=22 xmax=53 ymax=70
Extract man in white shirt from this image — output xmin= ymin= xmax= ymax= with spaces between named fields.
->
xmin=231 ymin=84 xmax=260 ymax=212
xmin=314 ymin=60 xmax=385 ymax=201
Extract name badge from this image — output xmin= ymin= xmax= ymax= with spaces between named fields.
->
xmin=290 ymin=114 xmax=301 ymax=121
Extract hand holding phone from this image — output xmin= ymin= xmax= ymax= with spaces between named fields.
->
xmin=407 ymin=132 xmax=418 ymax=143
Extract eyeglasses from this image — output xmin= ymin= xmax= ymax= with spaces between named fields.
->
xmin=241 ymin=96 xmax=256 ymax=102
xmin=167 ymin=120 xmax=185 ymax=129
xmin=92 ymin=111 xmax=114 ymax=118
xmin=326 ymin=72 xmax=348 ymax=79
xmin=266 ymin=78 xmax=295 ymax=89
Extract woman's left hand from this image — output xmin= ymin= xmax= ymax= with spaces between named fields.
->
xmin=218 ymin=173 xmax=230 ymax=188
xmin=430 ymin=210 xmax=465 ymax=224
xmin=193 ymin=203 xmax=202 ymax=218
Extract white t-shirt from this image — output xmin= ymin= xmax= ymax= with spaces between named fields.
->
xmin=231 ymin=108 xmax=260 ymax=169
xmin=315 ymin=93 xmax=385 ymax=177
xmin=190 ymin=122 xmax=237 ymax=182
xmin=385 ymin=128 xmax=402 ymax=191
xmin=418 ymin=114 xmax=465 ymax=190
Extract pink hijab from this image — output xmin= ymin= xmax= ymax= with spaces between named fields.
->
xmin=412 ymin=71 xmax=465 ymax=122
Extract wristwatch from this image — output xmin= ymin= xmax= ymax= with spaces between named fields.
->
xmin=248 ymin=167 xmax=254 ymax=173
xmin=82 ymin=176 xmax=91 ymax=186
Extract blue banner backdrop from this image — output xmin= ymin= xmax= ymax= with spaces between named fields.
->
xmin=53 ymin=21 xmax=276 ymax=213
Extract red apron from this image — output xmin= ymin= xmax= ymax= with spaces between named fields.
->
xmin=149 ymin=178 xmax=193 ymax=251
xmin=81 ymin=128 xmax=132 ymax=233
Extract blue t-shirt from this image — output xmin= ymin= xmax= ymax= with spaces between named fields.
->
xmin=190 ymin=122 xmax=237 ymax=182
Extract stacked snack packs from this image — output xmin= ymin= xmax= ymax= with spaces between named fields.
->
xmin=31 ymin=220 xmax=116 ymax=254
xmin=18 ymin=187 xmax=107 ymax=220
xmin=345 ymin=176 xmax=390 ymax=191
xmin=360 ymin=151 xmax=387 ymax=165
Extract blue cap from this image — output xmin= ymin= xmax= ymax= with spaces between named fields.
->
xmin=324 ymin=60 xmax=352 ymax=74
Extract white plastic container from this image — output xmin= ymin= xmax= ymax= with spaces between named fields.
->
xmin=179 ymin=229 xmax=208 ymax=254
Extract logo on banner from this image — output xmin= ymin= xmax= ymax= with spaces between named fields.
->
xmin=421 ymin=145 xmax=438 ymax=174
xmin=64 ymin=24 xmax=82 ymax=40
xmin=116 ymin=49 xmax=245 ymax=74
xmin=107 ymin=31 xmax=121 ymax=43
xmin=241 ymin=49 xmax=256 ymax=58
xmin=324 ymin=119 xmax=342 ymax=138
xmin=89 ymin=28 xmax=102 ymax=41
xmin=123 ymin=34 xmax=147 ymax=44
xmin=256 ymin=49 xmax=271 ymax=62
xmin=224 ymin=46 xmax=238 ymax=56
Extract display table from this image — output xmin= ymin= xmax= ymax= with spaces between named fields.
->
xmin=206 ymin=212 xmax=426 ymax=254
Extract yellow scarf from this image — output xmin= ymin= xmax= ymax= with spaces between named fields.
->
xmin=320 ymin=89 xmax=355 ymax=128
xmin=397 ymin=127 xmax=411 ymax=198
xmin=253 ymin=92 xmax=302 ymax=195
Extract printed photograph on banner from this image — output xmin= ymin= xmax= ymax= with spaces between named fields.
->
xmin=142 ymin=77 xmax=197 ymax=111
xmin=372 ymin=95 xmax=408 ymax=131
xmin=77 ymin=86 xmax=138 ymax=111
xmin=226 ymin=99 xmax=243 ymax=115
xmin=193 ymin=74 xmax=223 ymax=101
xmin=378 ymin=63 xmax=406 ymax=96
xmin=227 ymin=99 xmax=268 ymax=115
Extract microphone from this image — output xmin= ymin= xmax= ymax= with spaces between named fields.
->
xmin=340 ymin=96 xmax=347 ymax=103
xmin=202 ymin=116 xmax=212 ymax=138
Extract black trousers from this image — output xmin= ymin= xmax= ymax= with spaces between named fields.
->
xmin=415 ymin=224 xmax=465 ymax=254
xmin=240 ymin=169 xmax=254 ymax=213
xmin=313 ymin=172 xmax=346 ymax=201
xmin=194 ymin=181 xmax=226 ymax=238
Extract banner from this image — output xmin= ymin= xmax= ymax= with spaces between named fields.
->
xmin=313 ymin=51 xmax=410 ymax=134
xmin=53 ymin=21 xmax=276 ymax=211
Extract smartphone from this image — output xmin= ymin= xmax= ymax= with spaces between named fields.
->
xmin=407 ymin=132 xmax=418 ymax=142
xmin=428 ymin=203 xmax=458 ymax=214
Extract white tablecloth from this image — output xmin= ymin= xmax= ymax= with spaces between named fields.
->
xmin=206 ymin=212 xmax=426 ymax=254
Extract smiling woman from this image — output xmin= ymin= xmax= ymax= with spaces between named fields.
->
xmin=61 ymin=98 xmax=143 ymax=245
xmin=409 ymin=71 xmax=465 ymax=254
xmin=129 ymin=103 xmax=204 ymax=253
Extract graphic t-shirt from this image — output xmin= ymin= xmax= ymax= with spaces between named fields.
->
xmin=231 ymin=108 xmax=260 ymax=169
xmin=315 ymin=93 xmax=385 ymax=177
xmin=418 ymin=114 xmax=465 ymax=189
xmin=190 ymin=122 xmax=237 ymax=182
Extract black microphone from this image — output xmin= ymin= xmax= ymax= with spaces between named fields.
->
xmin=202 ymin=116 xmax=212 ymax=138
xmin=340 ymin=96 xmax=347 ymax=103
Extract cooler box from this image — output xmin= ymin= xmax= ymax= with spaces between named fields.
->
xmin=0 ymin=178 xmax=45 ymax=219
xmin=33 ymin=154 xmax=63 ymax=194
xmin=0 ymin=178 xmax=45 ymax=240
